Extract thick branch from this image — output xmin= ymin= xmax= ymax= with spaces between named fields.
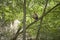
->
xmin=23 ymin=0 xmax=26 ymax=40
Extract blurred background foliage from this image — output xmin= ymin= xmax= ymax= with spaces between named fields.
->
xmin=0 ymin=0 xmax=60 ymax=40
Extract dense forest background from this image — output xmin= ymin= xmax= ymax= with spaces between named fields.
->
xmin=0 ymin=0 xmax=60 ymax=40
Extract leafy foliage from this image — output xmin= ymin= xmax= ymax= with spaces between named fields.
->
xmin=0 ymin=0 xmax=60 ymax=40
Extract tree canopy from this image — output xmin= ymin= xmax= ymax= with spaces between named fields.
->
xmin=0 ymin=0 xmax=60 ymax=40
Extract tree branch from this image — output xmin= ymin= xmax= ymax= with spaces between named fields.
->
xmin=23 ymin=0 xmax=26 ymax=40
xmin=36 ymin=0 xmax=48 ymax=40
xmin=11 ymin=27 xmax=21 ymax=40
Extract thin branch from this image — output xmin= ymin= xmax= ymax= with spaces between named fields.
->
xmin=11 ymin=27 xmax=21 ymax=40
xmin=36 ymin=0 xmax=48 ymax=40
